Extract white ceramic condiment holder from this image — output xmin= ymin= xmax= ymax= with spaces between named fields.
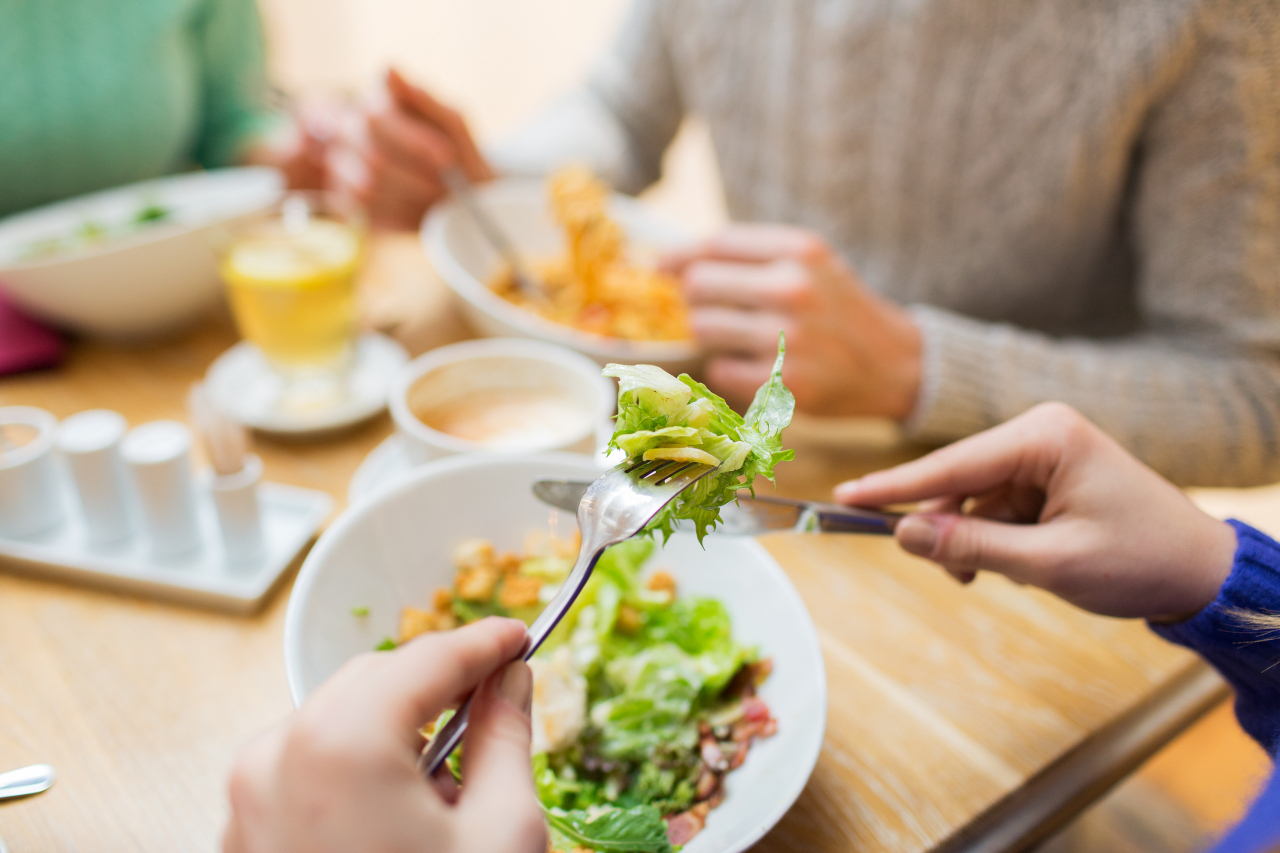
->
xmin=0 ymin=407 xmax=64 ymax=538
xmin=210 ymin=454 xmax=265 ymax=564
xmin=0 ymin=407 xmax=332 ymax=613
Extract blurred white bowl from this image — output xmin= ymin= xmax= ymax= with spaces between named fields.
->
xmin=0 ymin=167 xmax=284 ymax=339
xmin=423 ymin=179 xmax=701 ymax=374
xmin=285 ymin=452 xmax=826 ymax=853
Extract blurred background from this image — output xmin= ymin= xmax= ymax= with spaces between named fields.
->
xmin=259 ymin=0 xmax=728 ymax=235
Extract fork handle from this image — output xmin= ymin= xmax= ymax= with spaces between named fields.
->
xmin=417 ymin=544 xmax=605 ymax=780
xmin=417 ymin=693 xmax=474 ymax=779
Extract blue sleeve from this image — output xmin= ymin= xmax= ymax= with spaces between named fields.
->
xmin=1150 ymin=520 xmax=1280 ymax=853
xmin=191 ymin=0 xmax=280 ymax=168
xmin=1150 ymin=520 xmax=1280 ymax=757
xmin=1209 ymin=769 xmax=1280 ymax=853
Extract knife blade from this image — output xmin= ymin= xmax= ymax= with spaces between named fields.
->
xmin=532 ymin=480 xmax=902 ymax=536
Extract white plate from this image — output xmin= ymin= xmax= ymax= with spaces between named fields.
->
xmin=0 ymin=480 xmax=331 ymax=614
xmin=422 ymin=179 xmax=701 ymax=375
xmin=206 ymin=333 xmax=408 ymax=435
xmin=286 ymin=453 xmax=826 ymax=853
xmin=0 ymin=167 xmax=283 ymax=339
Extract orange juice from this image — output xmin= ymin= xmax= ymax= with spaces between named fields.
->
xmin=221 ymin=218 xmax=361 ymax=370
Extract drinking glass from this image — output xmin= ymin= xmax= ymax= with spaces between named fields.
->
xmin=218 ymin=192 xmax=366 ymax=410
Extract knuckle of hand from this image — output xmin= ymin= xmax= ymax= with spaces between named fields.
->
xmin=795 ymin=234 xmax=831 ymax=265
xmin=1030 ymin=401 xmax=1082 ymax=431
xmin=944 ymin=523 xmax=985 ymax=570
xmin=683 ymin=262 xmax=716 ymax=292
xmin=1047 ymin=405 xmax=1094 ymax=448
xmin=770 ymin=264 xmax=812 ymax=309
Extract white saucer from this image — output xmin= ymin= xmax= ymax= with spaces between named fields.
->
xmin=207 ymin=334 xmax=408 ymax=435
xmin=348 ymin=433 xmax=619 ymax=507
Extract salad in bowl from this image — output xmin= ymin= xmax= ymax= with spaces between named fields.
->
xmin=387 ymin=533 xmax=776 ymax=851
xmin=284 ymin=340 xmax=823 ymax=852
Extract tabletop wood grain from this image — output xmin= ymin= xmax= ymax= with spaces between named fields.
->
xmin=0 ymin=234 xmax=1270 ymax=853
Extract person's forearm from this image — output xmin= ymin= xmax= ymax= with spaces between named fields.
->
xmin=903 ymin=305 xmax=1280 ymax=488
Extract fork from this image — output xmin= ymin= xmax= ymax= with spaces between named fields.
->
xmin=416 ymin=457 xmax=717 ymax=779
xmin=440 ymin=165 xmax=548 ymax=306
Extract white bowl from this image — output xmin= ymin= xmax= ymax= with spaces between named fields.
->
xmin=0 ymin=167 xmax=284 ymax=339
xmin=285 ymin=453 xmax=826 ymax=853
xmin=389 ymin=338 xmax=615 ymax=466
xmin=422 ymin=179 xmax=701 ymax=375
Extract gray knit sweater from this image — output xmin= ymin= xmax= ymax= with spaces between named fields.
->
xmin=490 ymin=0 xmax=1280 ymax=487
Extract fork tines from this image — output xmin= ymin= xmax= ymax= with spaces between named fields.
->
xmin=623 ymin=458 xmax=714 ymax=486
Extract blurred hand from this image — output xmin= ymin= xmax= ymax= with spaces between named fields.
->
xmin=835 ymin=403 xmax=1237 ymax=619
xmin=327 ymin=68 xmax=493 ymax=229
xmin=222 ymin=617 xmax=546 ymax=853
xmin=663 ymin=225 xmax=922 ymax=418
xmin=242 ymin=94 xmax=344 ymax=190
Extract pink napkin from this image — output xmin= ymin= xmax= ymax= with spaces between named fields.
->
xmin=0 ymin=288 xmax=64 ymax=375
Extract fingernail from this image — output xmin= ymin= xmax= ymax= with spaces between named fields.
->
xmin=897 ymin=515 xmax=939 ymax=557
xmin=496 ymin=662 xmax=533 ymax=716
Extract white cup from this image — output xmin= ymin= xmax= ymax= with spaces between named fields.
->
xmin=389 ymin=338 xmax=614 ymax=466
xmin=0 ymin=406 xmax=64 ymax=538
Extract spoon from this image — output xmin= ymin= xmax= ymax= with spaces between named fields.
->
xmin=0 ymin=764 xmax=56 ymax=801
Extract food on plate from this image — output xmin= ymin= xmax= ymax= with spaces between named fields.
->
xmin=387 ymin=533 xmax=777 ymax=852
xmin=604 ymin=334 xmax=795 ymax=541
xmin=17 ymin=200 xmax=172 ymax=261
xmin=487 ymin=167 xmax=692 ymax=342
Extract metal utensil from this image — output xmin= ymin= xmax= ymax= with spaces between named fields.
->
xmin=440 ymin=165 xmax=546 ymax=305
xmin=533 ymin=480 xmax=903 ymax=536
xmin=0 ymin=764 xmax=55 ymax=801
xmin=417 ymin=457 xmax=716 ymax=779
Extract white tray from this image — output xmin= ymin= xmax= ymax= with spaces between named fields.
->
xmin=0 ymin=482 xmax=331 ymax=614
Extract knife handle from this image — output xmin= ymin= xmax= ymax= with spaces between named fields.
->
xmin=812 ymin=506 xmax=903 ymax=535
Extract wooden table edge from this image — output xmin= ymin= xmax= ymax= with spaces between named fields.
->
xmin=934 ymin=660 xmax=1229 ymax=853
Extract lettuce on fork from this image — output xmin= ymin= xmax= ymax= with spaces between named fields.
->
xmin=603 ymin=333 xmax=795 ymax=541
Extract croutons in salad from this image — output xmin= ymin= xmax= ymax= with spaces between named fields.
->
xmin=386 ymin=533 xmax=776 ymax=853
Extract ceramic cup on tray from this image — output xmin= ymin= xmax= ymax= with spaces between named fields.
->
xmin=388 ymin=338 xmax=615 ymax=466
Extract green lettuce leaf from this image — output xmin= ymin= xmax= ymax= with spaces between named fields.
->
xmin=592 ymin=643 xmax=703 ymax=760
xmin=603 ymin=332 xmax=795 ymax=541
xmin=544 ymin=805 xmax=674 ymax=853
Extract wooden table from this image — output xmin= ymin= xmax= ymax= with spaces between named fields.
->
xmin=0 ymin=234 xmax=1269 ymax=852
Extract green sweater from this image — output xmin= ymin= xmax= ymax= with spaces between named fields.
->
xmin=0 ymin=0 xmax=276 ymax=218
